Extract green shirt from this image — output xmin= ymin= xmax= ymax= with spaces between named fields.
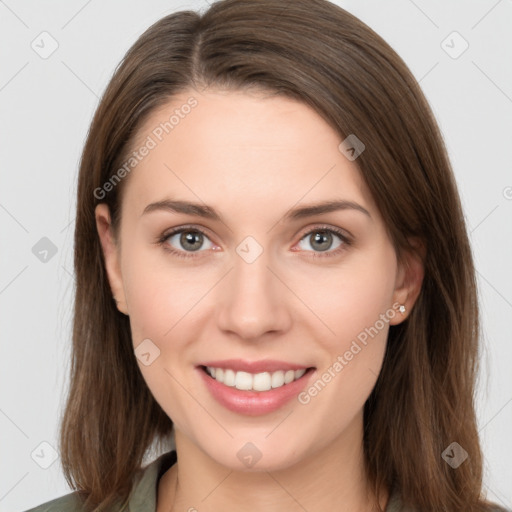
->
xmin=23 ymin=450 xmax=507 ymax=512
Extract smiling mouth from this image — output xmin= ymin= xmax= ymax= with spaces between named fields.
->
xmin=200 ymin=365 xmax=315 ymax=392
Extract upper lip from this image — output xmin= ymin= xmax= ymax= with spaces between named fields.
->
xmin=198 ymin=359 xmax=313 ymax=374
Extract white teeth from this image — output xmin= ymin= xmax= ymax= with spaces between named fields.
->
xmin=205 ymin=366 xmax=308 ymax=391
xmin=253 ymin=372 xmax=272 ymax=391
xmin=235 ymin=371 xmax=253 ymax=390
xmin=271 ymin=370 xmax=284 ymax=388
xmin=295 ymin=369 xmax=306 ymax=379
xmin=284 ymin=370 xmax=295 ymax=384
xmin=224 ymin=368 xmax=236 ymax=387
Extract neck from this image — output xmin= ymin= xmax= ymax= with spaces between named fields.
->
xmin=157 ymin=413 xmax=389 ymax=512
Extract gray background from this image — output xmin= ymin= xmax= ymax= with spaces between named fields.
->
xmin=1 ymin=0 xmax=511 ymax=510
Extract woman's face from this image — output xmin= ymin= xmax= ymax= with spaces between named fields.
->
xmin=96 ymin=88 xmax=420 ymax=471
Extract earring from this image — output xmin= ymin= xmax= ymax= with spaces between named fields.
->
xmin=398 ymin=304 xmax=406 ymax=314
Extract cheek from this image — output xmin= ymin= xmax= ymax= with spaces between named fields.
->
xmin=300 ymin=243 xmax=397 ymax=353
xmin=309 ymin=247 xmax=396 ymax=400
xmin=293 ymin=257 xmax=395 ymax=442
xmin=121 ymin=241 xmax=212 ymax=344
xmin=121 ymin=247 xmax=210 ymax=426
xmin=123 ymin=233 xmax=397 ymax=361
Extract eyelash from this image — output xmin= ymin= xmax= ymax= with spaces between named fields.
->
xmin=156 ymin=224 xmax=352 ymax=260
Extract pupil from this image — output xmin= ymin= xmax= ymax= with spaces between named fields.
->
xmin=312 ymin=231 xmax=331 ymax=252
xmin=181 ymin=231 xmax=202 ymax=251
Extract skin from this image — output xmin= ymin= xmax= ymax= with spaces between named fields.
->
xmin=96 ymin=88 xmax=424 ymax=512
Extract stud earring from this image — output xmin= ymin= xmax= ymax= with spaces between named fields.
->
xmin=398 ymin=304 xmax=406 ymax=314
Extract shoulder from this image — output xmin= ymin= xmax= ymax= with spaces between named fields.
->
xmin=24 ymin=491 xmax=85 ymax=512
xmin=386 ymin=486 xmax=511 ymax=512
xmin=24 ymin=450 xmax=178 ymax=512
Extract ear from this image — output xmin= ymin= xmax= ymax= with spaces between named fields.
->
xmin=95 ymin=203 xmax=129 ymax=315
xmin=389 ymin=238 xmax=425 ymax=325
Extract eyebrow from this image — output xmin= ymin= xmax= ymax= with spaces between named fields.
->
xmin=141 ymin=199 xmax=371 ymax=221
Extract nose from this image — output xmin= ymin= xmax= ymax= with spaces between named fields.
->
xmin=215 ymin=246 xmax=292 ymax=341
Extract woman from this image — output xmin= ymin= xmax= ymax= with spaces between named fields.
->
xmin=26 ymin=0 xmax=509 ymax=511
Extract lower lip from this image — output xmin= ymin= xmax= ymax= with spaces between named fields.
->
xmin=197 ymin=366 xmax=316 ymax=416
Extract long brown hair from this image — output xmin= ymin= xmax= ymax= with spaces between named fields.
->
xmin=61 ymin=0 xmax=504 ymax=510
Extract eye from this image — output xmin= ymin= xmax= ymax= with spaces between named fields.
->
xmin=158 ymin=226 xmax=215 ymax=259
xmin=157 ymin=224 xmax=351 ymax=260
xmin=295 ymin=226 xmax=351 ymax=258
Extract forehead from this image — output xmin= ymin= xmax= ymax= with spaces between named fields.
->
xmin=121 ymin=88 xmax=377 ymax=220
